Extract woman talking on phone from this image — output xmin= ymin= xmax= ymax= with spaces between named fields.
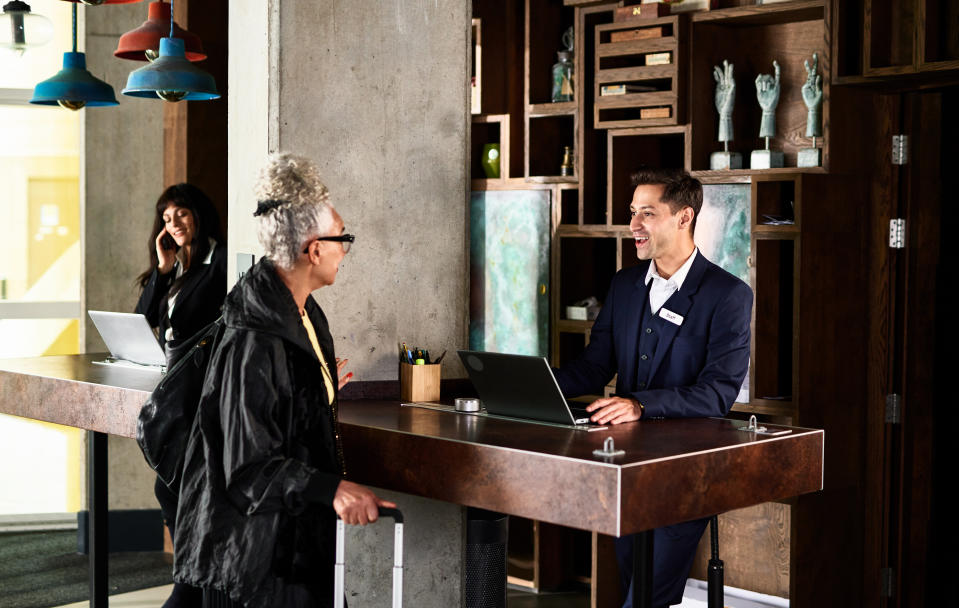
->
xmin=135 ymin=183 xmax=227 ymax=353
xmin=135 ymin=183 xmax=226 ymax=608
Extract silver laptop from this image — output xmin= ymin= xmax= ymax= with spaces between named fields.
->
xmin=88 ymin=311 xmax=166 ymax=369
xmin=458 ymin=350 xmax=601 ymax=427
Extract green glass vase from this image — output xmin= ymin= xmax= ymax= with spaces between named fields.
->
xmin=481 ymin=143 xmax=501 ymax=179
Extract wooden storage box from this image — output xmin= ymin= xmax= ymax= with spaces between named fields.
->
xmin=614 ymin=3 xmax=671 ymax=22
xmin=593 ymin=16 xmax=685 ymax=129
xmin=400 ymin=362 xmax=441 ymax=402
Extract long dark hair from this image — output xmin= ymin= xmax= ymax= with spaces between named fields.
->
xmin=136 ymin=183 xmax=224 ymax=294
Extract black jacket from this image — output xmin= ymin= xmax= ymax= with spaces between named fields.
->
xmin=135 ymin=242 xmax=227 ymax=350
xmin=173 ymin=258 xmax=345 ymax=607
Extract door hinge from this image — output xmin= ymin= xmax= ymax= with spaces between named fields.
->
xmin=881 ymin=566 xmax=895 ymax=597
xmin=892 ymin=134 xmax=908 ymax=165
xmin=889 ymin=219 xmax=906 ymax=249
xmin=885 ymin=394 xmax=902 ymax=424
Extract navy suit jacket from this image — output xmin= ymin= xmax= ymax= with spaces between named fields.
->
xmin=555 ymin=253 xmax=752 ymax=419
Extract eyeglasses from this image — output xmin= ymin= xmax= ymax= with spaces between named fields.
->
xmin=303 ymin=233 xmax=355 ymax=254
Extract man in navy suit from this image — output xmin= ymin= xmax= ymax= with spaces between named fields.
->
xmin=555 ymin=167 xmax=752 ymax=607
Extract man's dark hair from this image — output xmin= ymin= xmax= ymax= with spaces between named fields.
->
xmin=629 ymin=167 xmax=703 ymax=234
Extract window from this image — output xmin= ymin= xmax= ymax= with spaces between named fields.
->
xmin=0 ymin=1 xmax=84 ymax=517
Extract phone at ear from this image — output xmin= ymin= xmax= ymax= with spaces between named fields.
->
xmin=160 ymin=233 xmax=176 ymax=250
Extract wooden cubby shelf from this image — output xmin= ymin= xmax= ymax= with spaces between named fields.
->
xmin=608 ymin=126 xmax=690 ymax=224
xmin=593 ymin=16 xmax=685 ymax=129
xmin=470 ymin=114 xmax=511 ymax=182
xmin=690 ymin=167 xmax=826 ymax=178
xmin=529 ymin=101 xmax=577 ymax=117
xmin=689 ymin=7 xmax=829 ymax=171
xmin=753 ymin=175 xmax=802 ymax=232
xmin=555 ymin=319 xmax=592 ymax=333
xmin=691 ymin=0 xmax=824 ymax=25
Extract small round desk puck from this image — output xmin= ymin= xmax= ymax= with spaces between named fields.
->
xmin=454 ymin=397 xmax=481 ymax=412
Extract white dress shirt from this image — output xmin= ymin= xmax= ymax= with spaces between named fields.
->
xmin=644 ymin=248 xmax=698 ymax=314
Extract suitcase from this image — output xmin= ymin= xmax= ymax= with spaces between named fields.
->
xmin=334 ymin=507 xmax=404 ymax=608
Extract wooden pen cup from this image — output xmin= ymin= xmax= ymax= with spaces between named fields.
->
xmin=400 ymin=362 xmax=441 ymax=402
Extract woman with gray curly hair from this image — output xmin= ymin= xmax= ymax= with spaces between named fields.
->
xmin=173 ymin=152 xmax=395 ymax=608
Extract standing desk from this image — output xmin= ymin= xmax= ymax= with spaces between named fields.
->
xmin=0 ymin=355 xmax=823 ymax=607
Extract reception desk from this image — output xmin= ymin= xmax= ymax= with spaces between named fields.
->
xmin=0 ymin=355 xmax=824 ymax=607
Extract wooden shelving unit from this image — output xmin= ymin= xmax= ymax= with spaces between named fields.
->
xmin=832 ymin=0 xmax=959 ymax=83
xmin=469 ymin=1 xmax=935 ymax=605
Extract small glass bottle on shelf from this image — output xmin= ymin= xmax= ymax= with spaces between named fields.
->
xmin=551 ymin=51 xmax=574 ymax=103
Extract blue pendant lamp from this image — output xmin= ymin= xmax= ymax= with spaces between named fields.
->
xmin=30 ymin=4 xmax=117 ymax=110
xmin=121 ymin=0 xmax=218 ymax=102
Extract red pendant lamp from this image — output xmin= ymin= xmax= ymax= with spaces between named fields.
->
xmin=114 ymin=0 xmax=204 ymax=61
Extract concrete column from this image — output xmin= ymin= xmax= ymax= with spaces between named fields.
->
xmin=229 ymin=1 xmax=471 ymax=605
xmin=229 ymin=0 xmax=471 ymax=380
xmin=226 ymin=0 xmax=275 ymax=280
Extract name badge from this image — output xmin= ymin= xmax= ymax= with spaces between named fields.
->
xmin=659 ymin=308 xmax=684 ymax=326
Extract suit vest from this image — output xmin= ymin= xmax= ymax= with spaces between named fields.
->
xmin=635 ymin=289 xmax=673 ymax=391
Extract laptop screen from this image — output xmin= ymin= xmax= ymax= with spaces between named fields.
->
xmin=88 ymin=311 xmax=166 ymax=367
xmin=458 ymin=350 xmax=588 ymax=425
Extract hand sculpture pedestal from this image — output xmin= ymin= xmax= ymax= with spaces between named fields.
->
xmin=752 ymin=61 xmax=783 ymax=169
xmin=712 ymin=61 xmax=739 ymax=170
xmin=798 ymin=136 xmax=821 ymax=167
xmin=710 ymin=150 xmax=742 ymax=170
xmin=751 ymin=148 xmax=784 ymax=169
xmin=797 ymin=148 xmax=821 ymax=167
xmin=798 ymin=54 xmax=823 ymax=168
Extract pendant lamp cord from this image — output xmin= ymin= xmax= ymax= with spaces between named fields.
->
xmin=169 ymin=0 xmax=174 ymax=39
xmin=71 ymin=3 xmax=77 ymax=53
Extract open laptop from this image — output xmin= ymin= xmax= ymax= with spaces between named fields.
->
xmin=457 ymin=350 xmax=601 ymax=427
xmin=88 ymin=311 xmax=166 ymax=370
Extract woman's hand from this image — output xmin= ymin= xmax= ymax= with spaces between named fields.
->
xmin=155 ymin=228 xmax=176 ymax=275
xmin=333 ymin=480 xmax=397 ymax=525
xmin=336 ymin=357 xmax=353 ymax=390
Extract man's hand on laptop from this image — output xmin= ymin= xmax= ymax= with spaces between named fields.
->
xmin=586 ymin=396 xmax=643 ymax=425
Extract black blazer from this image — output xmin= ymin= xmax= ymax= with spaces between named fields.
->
xmin=135 ymin=242 xmax=227 ymax=351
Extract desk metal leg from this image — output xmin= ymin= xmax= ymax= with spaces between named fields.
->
xmin=707 ymin=516 xmax=724 ymax=608
xmin=87 ymin=431 xmax=108 ymax=607
xmin=631 ymin=531 xmax=654 ymax=608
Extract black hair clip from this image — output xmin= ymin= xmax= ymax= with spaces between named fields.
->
xmin=253 ymin=199 xmax=287 ymax=217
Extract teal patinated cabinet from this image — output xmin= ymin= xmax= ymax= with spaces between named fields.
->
xmin=469 ymin=190 xmax=551 ymax=357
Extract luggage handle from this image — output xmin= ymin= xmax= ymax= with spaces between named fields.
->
xmin=335 ymin=507 xmax=404 ymax=608
xmin=377 ymin=506 xmax=403 ymax=523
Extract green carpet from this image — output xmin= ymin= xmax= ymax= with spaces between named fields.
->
xmin=0 ymin=530 xmax=172 ymax=608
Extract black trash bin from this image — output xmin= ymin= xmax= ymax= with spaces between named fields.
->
xmin=465 ymin=508 xmax=509 ymax=608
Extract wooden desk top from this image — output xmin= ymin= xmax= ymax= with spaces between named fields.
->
xmin=339 ymin=401 xmax=823 ymax=535
xmin=0 ymin=355 xmax=823 ymax=536
xmin=0 ymin=354 xmax=159 ymax=437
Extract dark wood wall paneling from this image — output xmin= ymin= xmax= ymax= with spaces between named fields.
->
xmin=863 ymin=91 xmax=898 ymax=608
xmin=164 ymin=0 xmax=228 ymax=233
xmin=785 ymin=81 xmax=878 ymax=608
xmin=893 ymin=87 xmax=955 ymax=608
xmin=926 ymin=86 xmax=958 ymax=608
